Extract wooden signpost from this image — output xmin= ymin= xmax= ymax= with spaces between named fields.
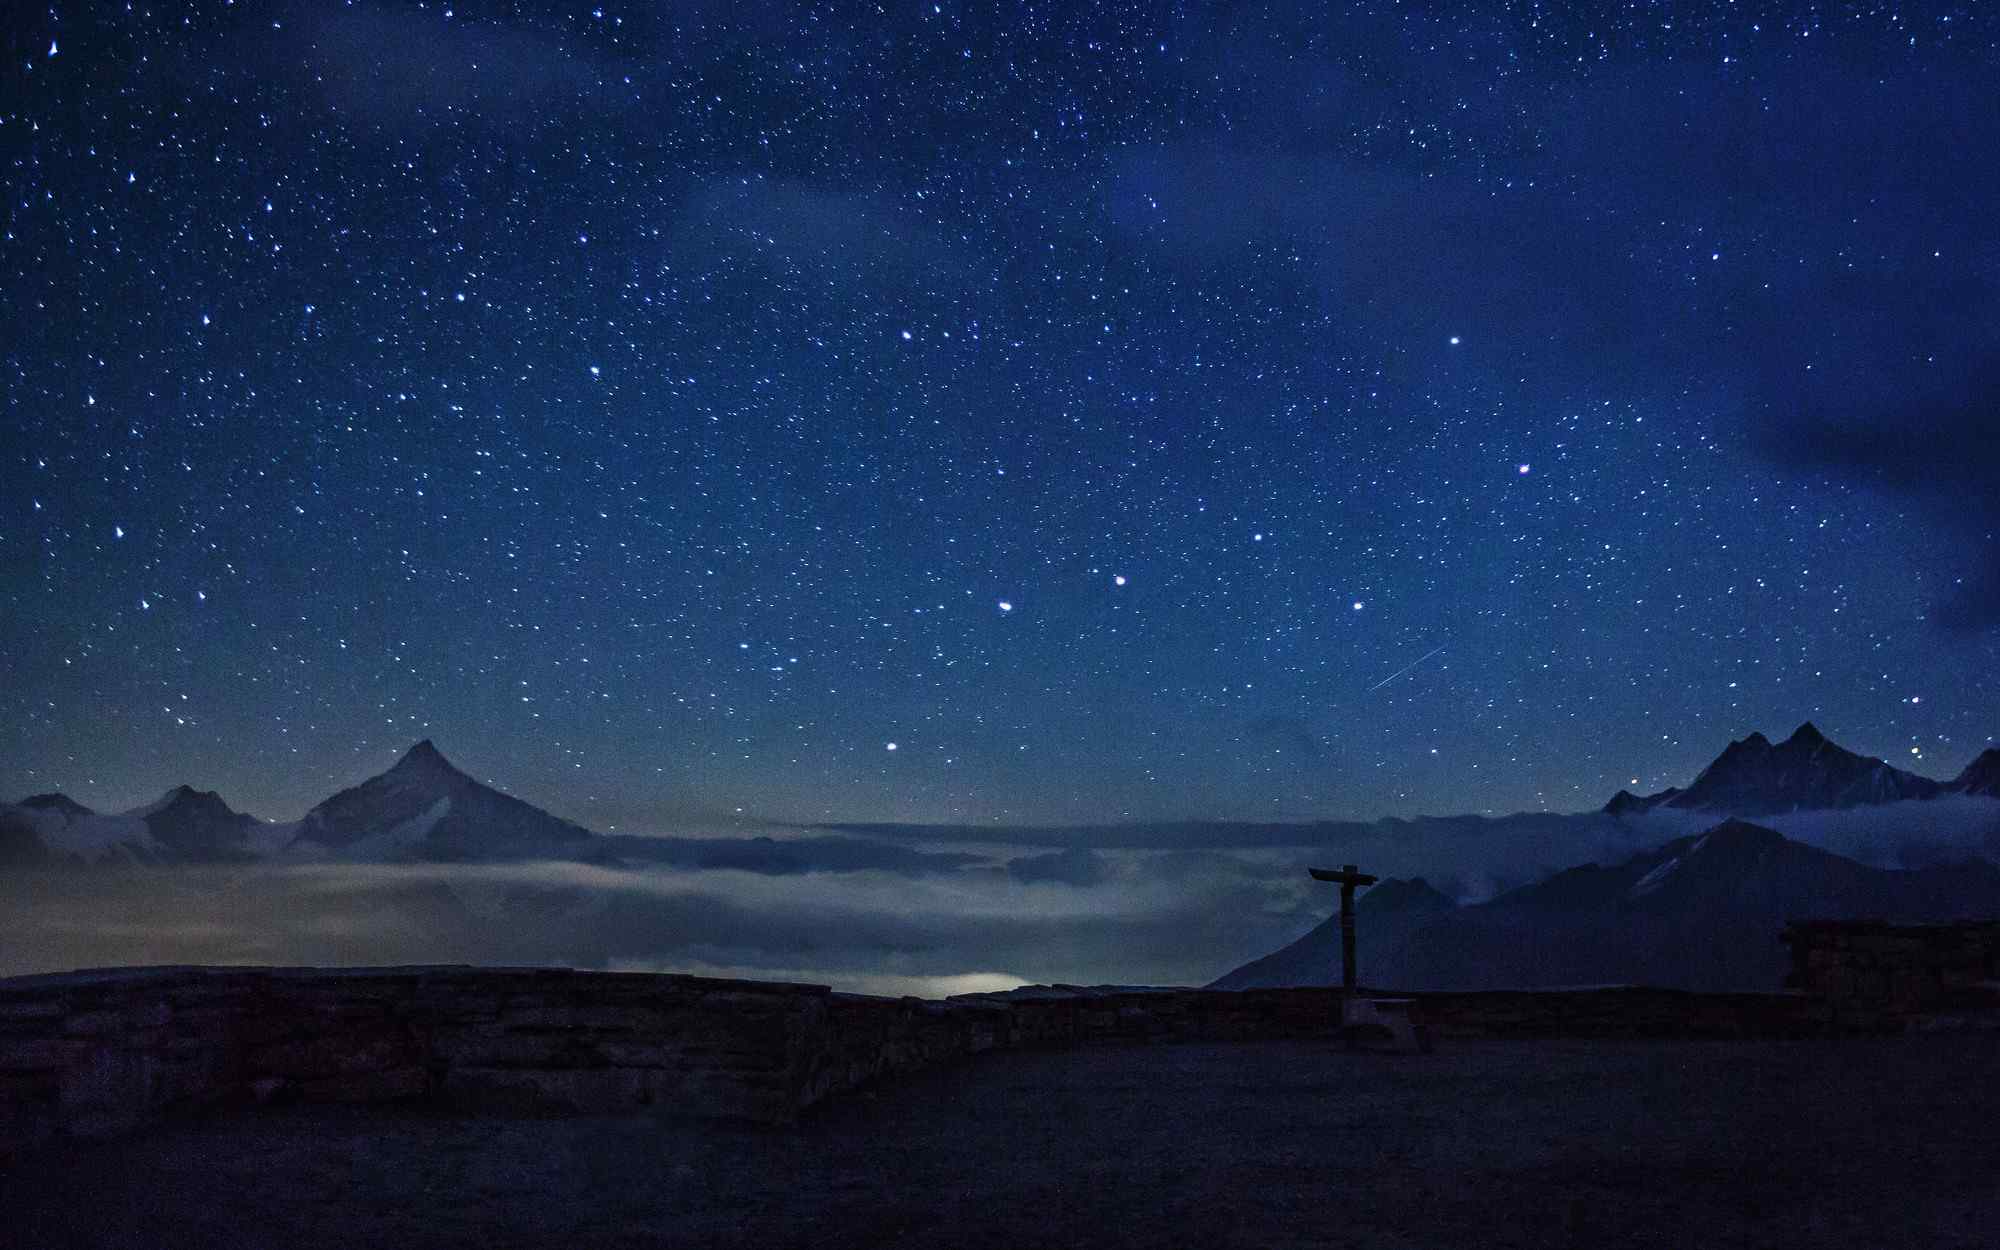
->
xmin=1308 ymin=863 xmax=1378 ymax=994
xmin=1309 ymin=863 xmax=1430 ymax=1052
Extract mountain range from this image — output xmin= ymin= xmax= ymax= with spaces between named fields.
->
xmin=1601 ymin=721 xmax=1997 ymax=816
xmin=0 ymin=740 xmax=977 ymax=874
xmin=6 ymin=724 xmax=2000 ymax=992
xmin=7 ymin=724 xmax=1998 ymax=870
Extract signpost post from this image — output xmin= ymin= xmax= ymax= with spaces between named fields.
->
xmin=1307 ymin=863 xmax=1429 ymax=1052
xmin=1308 ymin=863 xmax=1378 ymax=995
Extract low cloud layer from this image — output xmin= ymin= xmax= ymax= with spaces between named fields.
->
xmin=0 ymin=854 xmax=1312 ymax=993
xmin=10 ymin=799 xmax=1997 ymax=994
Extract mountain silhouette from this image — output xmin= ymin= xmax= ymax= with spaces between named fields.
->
xmin=1949 ymin=748 xmax=2000 ymax=797
xmin=138 ymin=786 xmax=261 ymax=861
xmin=19 ymin=793 xmax=93 ymax=818
xmin=292 ymin=740 xmax=595 ymax=861
xmin=1604 ymin=722 xmax=1944 ymax=816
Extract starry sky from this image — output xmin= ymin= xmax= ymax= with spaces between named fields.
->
xmin=4 ymin=1 xmax=1998 ymax=832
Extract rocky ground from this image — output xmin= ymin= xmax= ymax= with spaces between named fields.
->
xmin=5 ymin=1036 xmax=1995 ymax=1248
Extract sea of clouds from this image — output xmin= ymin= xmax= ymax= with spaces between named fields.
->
xmin=5 ymin=799 xmax=1996 ymax=995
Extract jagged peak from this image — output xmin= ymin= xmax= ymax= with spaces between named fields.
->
xmin=163 ymin=783 xmax=229 ymax=803
xmin=1784 ymin=721 xmax=1828 ymax=748
xmin=150 ymin=784 xmax=243 ymax=815
xmin=1708 ymin=732 xmax=1771 ymax=764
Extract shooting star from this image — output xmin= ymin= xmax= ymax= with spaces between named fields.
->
xmin=1367 ymin=645 xmax=1445 ymax=692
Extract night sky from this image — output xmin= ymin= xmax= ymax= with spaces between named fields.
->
xmin=5 ymin=2 xmax=1997 ymax=832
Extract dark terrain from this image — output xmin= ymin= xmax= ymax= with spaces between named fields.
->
xmin=5 ymin=1036 xmax=1995 ymax=1249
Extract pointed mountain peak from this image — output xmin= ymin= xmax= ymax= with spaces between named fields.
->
xmin=297 ymin=738 xmax=592 ymax=857
xmin=1784 ymin=721 xmax=1827 ymax=747
xmin=391 ymin=739 xmax=461 ymax=777
xmin=1696 ymin=731 xmax=1773 ymax=774
xmin=1706 ymin=732 xmax=1772 ymax=766
xmin=1603 ymin=785 xmax=1681 ymax=815
xmin=1698 ymin=817 xmax=1786 ymax=845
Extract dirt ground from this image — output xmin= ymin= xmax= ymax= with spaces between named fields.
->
xmin=5 ymin=1036 xmax=1996 ymax=1249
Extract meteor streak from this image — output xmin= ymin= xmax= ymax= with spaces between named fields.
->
xmin=1367 ymin=645 xmax=1445 ymax=692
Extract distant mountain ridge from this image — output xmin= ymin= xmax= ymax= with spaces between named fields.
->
xmin=6 ymin=724 xmax=1999 ymax=873
xmin=0 ymin=741 xmax=987 ymax=873
xmin=1602 ymin=721 xmax=1988 ymax=817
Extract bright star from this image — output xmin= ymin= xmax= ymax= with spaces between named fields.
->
xmin=1113 ymin=575 xmax=1127 ymax=587
xmin=998 ymin=600 xmax=1013 ymax=612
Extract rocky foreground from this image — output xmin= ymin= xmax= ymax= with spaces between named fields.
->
xmin=5 ymin=1036 xmax=1994 ymax=1249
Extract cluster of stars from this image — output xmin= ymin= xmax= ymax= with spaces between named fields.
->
xmin=1 ymin=2 xmax=1995 ymax=825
